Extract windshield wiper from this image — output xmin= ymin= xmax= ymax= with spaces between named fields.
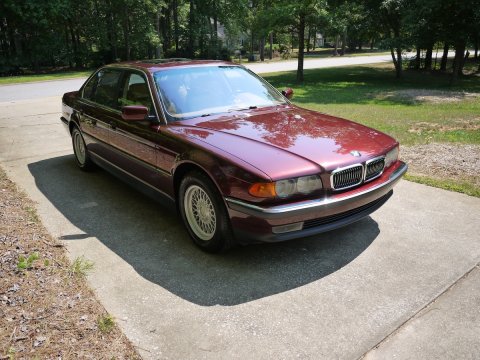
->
xmin=228 ymin=105 xmax=258 ymax=112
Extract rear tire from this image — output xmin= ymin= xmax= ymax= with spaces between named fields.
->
xmin=179 ymin=171 xmax=235 ymax=253
xmin=72 ymin=127 xmax=94 ymax=171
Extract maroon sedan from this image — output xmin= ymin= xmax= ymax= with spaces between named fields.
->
xmin=61 ymin=59 xmax=407 ymax=252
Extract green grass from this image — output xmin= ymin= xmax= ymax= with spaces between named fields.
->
xmin=68 ymin=256 xmax=94 ymax=277
xmin=404 ymin=174 xmax=480 ymax=197
xmin=24 ymin=205 xmax=40 ymax=223
xmin=265 ymin=63 xmax=480 ymax=146
xmin=97 ymin=314 xmax=115 ymax=333
xmin=17 ymin=252 xmax=40 ymax=270
xmin=0 ymin=70 xmax=90 ymax=85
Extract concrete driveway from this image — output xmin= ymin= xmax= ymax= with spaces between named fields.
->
xmin=0 ymin=79 xmax=479 ymax=358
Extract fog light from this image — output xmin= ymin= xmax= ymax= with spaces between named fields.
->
xmin=272 ymin=222 xmax=304 ymax=234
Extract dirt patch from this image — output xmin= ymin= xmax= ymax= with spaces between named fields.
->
xmin=377 ymin=89 xmax=480 ymax=104
xmin=0 ymin=168 xmax=140 ymax=359
xmin=408 ymin=119 xmax=480 ymax=135
xmin=401 ymin=143 xmax=480 ymax=187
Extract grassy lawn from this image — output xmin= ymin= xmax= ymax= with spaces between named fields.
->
xmin=0 ymin=70 xmax=90 ymax=85
xmin=403 ymin=174 xmax=480 ymax=198
xmin=265 ymin=63 xmax=480 ymax=196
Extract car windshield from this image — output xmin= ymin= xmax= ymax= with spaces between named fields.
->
xmin=153 ymin=65 xmax=287 ymax=120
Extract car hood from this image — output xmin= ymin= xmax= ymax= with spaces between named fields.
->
xmin=172 ymin=105 xmax=397 ymax=180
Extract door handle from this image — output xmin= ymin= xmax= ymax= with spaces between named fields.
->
xmin=109 ymin=122 xmax=116 ymax=130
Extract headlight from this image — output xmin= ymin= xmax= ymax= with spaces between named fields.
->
xmin=385 ymin=146 xmax=399 ymax=168
xmin=275 ymin=179 xmax=297 ymax=198
xmin=296 ymin=175 xmax=322 ymax=194
xmin=249 ymin=175 xmax=323 ymax=198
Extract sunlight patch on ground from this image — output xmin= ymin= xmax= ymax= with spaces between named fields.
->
xmin=374 ymin=89 xmax=480 ymax=104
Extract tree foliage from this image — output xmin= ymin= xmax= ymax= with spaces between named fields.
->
xmin=0 ymin=0 xmax=478 ymax=81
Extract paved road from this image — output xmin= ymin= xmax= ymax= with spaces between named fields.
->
xmin=0 ymin=68 xmax=479 ymax=359
xmin=0 ymin=54 xmax=394 ymax=102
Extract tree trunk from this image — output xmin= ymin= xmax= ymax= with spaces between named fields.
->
xmin=333 ymin=35 xmax=339 ymax=56
xmin=390 ymin=47 xmax=402 ymax=78
xmin=415 ymin=47 xmax=421 ymax=70
xmin=260 ymin=37 xmax=265 ymax=61
xmin=251 ymin=30 xmax=255 ymax=56
xmin=188 ymin=0 xmax=195 ymax=57
xmin=451 ymin=41 xmax=466 ymax=84
xmin=173 ymin=0 xmax=179 ymax=55
xmin=433 ymin=45 xmax=438 ymax=69
xmin=312 ymin=27 xmax=316 ymax=50
xmin=64 ymin=27 xmax=73 ymax=68
xmin=425 ymin=43 xmax=433 ymax=70
xmin=69 ymin=25 xmax=79 ymax=67
xmin=396 ymin=47 xmax=402 ymax=78
xmin=440 ymin=42 xmax=449 ymax=71
xmin=340 ymin=29 xmax=346 ymax=56
xmin=123 ymin=8 xmax=131 ymax=60
xmin=474 ymin=34 xmax=478 ymax=59
xmin=156 ymin=9 xmax=162 ymax=58
xmin=306 ymin=27 xmax=311 ymax=53
xmin=297 ymin=13 xmax=305 ymax=82
xmin=105 ymin=0 xmax=118 ymax=61
xmin=160 ymin=4 xmax=171 ymax=55
xmin=269 ymin=32 xmax=273 ymax=60
xmin=213 ymin=11 xmax=219 ymax=57
xmin=199 ymin=18 xmax=205 ymax=57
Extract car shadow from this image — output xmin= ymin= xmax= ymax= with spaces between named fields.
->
xmin=28 ymin=155 xmax=380 ymax=306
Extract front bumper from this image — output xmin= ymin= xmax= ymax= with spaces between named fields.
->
xmin=225 ymin=161 xmax=408 ymax=243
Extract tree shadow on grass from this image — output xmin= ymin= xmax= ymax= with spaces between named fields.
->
xmin=28 ymin=155 xmax=380 ymax=306
xmin=265 ymin=66 xmax=480 ymax=106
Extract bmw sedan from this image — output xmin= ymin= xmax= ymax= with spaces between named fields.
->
xmin=61 ymin=59 xmax=407 ymax=252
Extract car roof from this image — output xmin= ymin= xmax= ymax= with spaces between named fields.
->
xmin=104 ymin=59 xmax=237 ymax=73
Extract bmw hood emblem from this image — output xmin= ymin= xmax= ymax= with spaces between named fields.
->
xmin=350 ymin=150 xmax=362 ymax=157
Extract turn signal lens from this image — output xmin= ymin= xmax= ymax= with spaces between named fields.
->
xmin=249 ymin=182 xmax=277 ymax=198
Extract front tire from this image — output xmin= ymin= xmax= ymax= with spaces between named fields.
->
xmin=179 ymin=171 xmax=235 ymax=253
xmin=72 ymin=127 xmax=94 ymax=171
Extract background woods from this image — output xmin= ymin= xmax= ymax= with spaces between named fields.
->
xmin=0 ymin=0 xmax=479 ymax=81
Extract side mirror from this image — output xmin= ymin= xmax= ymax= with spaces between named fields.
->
xmin=281 ymin=88 xmax=294 ymax=100
xmin=121 ymin=105 xmax=149 ymax=121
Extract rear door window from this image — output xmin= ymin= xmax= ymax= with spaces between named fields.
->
xmin=83 ymin=69 xmax=123 ymax=110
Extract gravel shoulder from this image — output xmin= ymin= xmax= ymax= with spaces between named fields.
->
xmin=401 ymin=143 xmax=480 ymax=188
xmin=0 ymin=167 xmax=140 ymax=359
